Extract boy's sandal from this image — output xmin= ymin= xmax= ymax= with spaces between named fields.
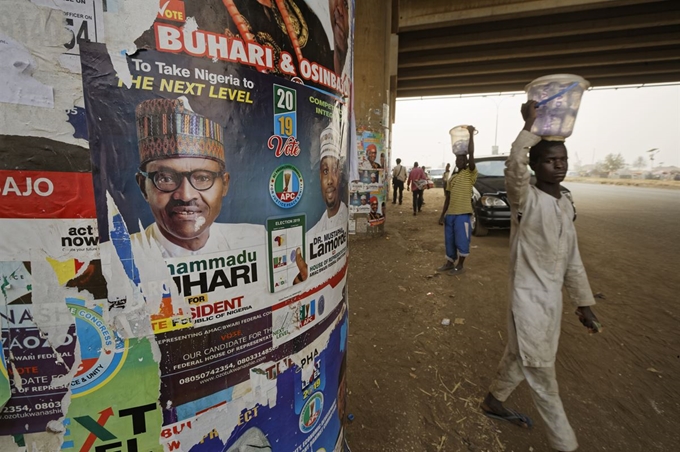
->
xmin=481 ymin=408 xmax=533 ymax=429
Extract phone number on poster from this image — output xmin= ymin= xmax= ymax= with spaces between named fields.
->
xmin=237 ymin=347 xmax=273 ymax=366
xmin=2 ymin=401 xmax=62 ymax=413
xmin=179 ymin=364 xmax=235 ymax=385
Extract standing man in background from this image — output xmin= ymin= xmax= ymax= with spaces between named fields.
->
xmin=391 ymin=158 xmax=407 ymax=205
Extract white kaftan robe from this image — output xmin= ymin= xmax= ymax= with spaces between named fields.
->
xmin=489 ymin=130 xmax=596 ymax=452
xmin=504 ymin=130 xmax=595 ymax=367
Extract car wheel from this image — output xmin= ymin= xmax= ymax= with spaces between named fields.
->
xmin=471 ymin=208 xmax=488 ymax=237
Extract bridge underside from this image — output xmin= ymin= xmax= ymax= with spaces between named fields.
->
xmin=396 ymin=0 xmax=680 ymax=97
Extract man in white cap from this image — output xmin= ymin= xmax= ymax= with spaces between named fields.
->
xmin=310 ymin=125 xmax=348 ymax=234
xmin=295 ymin=125 xmax=348 ymax=285
xmin=132 ymin=98 xmax=263 ymax=258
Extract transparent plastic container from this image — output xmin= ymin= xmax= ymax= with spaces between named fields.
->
xmin=525 ymin=74 xmax=590 ymax=139
xmin=449 ymin=125 xmax=475 ymax=155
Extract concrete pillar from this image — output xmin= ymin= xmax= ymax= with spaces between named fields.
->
xmin=351 ymin=0 xmax=398 ymax=235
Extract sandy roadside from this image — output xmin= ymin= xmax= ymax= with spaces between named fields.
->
xmin=565 ymin=176 xmax=680 ymax=189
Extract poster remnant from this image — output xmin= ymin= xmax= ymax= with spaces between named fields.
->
xmin=30 ymin=0 xmax=105 ymax=72
xmin=0 ymin=34 xmax=54 ymax=108
xmin=0 ymin=349 xmax=9 ymax=410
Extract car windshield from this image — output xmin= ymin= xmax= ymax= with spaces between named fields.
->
xmin=429 ymin=169 xmax=446 ymax=176
xmin=475 ymin=160 xmax=506 ymax=176
xmin=475 ymin=159 xmax=534 ymax=177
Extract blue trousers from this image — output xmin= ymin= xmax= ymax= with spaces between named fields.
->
xmin=444 ymin=214 xmax=471 ymax=262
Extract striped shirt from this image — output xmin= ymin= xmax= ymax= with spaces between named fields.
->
xmin=446 ymin=168 xmax=478 ymax=215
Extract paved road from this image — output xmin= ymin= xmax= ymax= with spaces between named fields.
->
xmin=566 ymin=182 xmax=680 ymax=313
xmin=567 ymin=182 xmax=680 ymax=277
xmin=546 ymin=182 xmax=680 ymax=451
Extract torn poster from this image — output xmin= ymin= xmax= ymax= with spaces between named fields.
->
xmin=30 ymin=0 xmax=106 ymax=73
xmin=0 ymin=33 xmax=54 ymax=108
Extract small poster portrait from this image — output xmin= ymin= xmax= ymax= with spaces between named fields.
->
xmin=368 ymin=195 xmax=384 ymax=223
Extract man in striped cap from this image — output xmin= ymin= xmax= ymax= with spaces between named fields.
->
xmin=134 ymin=97 xmax=260 ymax=257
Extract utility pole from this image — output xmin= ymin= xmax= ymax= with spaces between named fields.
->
xmin=485 ymin=95 xmax=515 ymax=155
xmin=647 ymin=148 xmax=659 ymax=170
xmin=438 ymin=141 xmax=446 ymax=167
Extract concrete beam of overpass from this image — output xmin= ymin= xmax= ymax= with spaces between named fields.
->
xmin=398 ymin=72 xmax=680 ymax=97
xmin=399 ymin=4 xmax=680 ymax=52
xmin=398 ymin=46 xmax=680 ymax=81
xmin=398 ymin=27 xmax=680 ymax=68
xmin=397 ymin=61 xmax=680 ymax=92
xmin=398 ymin=0 xmax=661 ymax=31
xmin=392 ymin=0 xmax=680 ymax=99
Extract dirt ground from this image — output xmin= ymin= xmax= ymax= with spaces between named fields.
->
xmin=343 ymin=186 xmax=680 ymax=452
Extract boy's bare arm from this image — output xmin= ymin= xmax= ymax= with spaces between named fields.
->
xmin=504 ymin=102 xmax=540 ymax=210
xmin=441 ymin=194 xmax=450 ymax=217
xmin=521 ymin=101 xmax=537 ymax=132
xmin=467 ymin=125 xmax=476 ymax=171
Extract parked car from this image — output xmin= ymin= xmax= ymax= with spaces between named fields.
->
xmin=470 ymin=156 xmax=574 ymax=236
xmin=428 ymin=168 xmax=448 ymax=188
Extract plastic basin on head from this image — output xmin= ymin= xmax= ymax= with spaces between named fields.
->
xmin=449 ymin=125 xmax=471 ymax=155
xmin=525 ymin=74 xmax=590 ymax=140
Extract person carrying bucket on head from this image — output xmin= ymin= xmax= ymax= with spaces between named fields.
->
xmin=438 ymin=125 xmax=477 ymax=275
xmin=480 ymin=100 xmax=602 ymax=452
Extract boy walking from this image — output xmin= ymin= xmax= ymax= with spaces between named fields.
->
xmin=438 ymin=126 xmax=477 ymax=275
xmin=480 ymin=101 xmax=601 ymax=452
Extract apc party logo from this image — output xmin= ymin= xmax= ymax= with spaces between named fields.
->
xmin=269 ymin=164 xmax=304 ymax=208
xmin=299 ymin=391 xmax=324 ymax=433
xmin=67 ymin=299 xmax=128 ymax=397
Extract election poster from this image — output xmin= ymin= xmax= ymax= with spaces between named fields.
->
xmin=65 ymin=0 xmax=355 ymax=450
xmin=350 ymin=129 xmax=386 ymax=230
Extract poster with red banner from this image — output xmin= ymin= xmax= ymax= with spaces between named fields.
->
xmin=0 ymin=137 xmax=99 ymax=262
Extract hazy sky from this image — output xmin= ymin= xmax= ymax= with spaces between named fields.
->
xmin=391 ymin=83 xmax=680 ymax=170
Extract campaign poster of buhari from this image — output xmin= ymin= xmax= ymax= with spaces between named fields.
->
xmin=75 ymin=0 xmax=354 ymax=450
